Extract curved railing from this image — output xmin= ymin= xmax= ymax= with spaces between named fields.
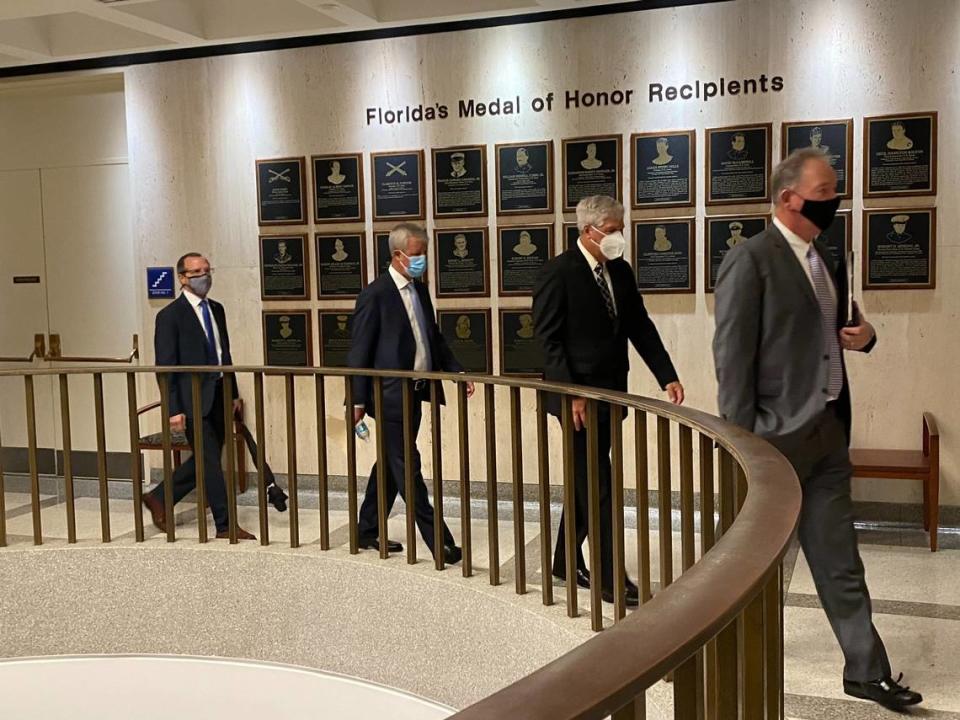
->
xmin=0 ymin=364 xmax=800 ymax=719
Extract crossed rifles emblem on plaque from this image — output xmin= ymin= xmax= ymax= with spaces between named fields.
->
xmin=385 ymin=160 xmax=408 ymax=177
xmin=268 ymin=168 xmax=292 ymax=183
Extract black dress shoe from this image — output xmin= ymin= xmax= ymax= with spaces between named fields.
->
xmin=443 ymin=544 xmax=463 ymax=565
xmin=267 ymin=485 xmax=288 ymax=512
xmin=552 ymin=568 xmax=591 ymax=590
xmin=358 ymin=536 xmax=403 ymax=553
xmin=601 ymin=588 xmax=640 ymax=607
xmin=843 ymin=673 xmax=922 ymax=710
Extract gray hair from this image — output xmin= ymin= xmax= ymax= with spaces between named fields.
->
xmin=771 ymin=148 xmax=830 ymax=203
xmin=575 ymin=195 xmax=624 ymax=232
xmin=388 ymin=222 xmax=428 ymax=253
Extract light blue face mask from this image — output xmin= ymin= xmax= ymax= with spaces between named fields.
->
xmin=401 ymin=251 xmax=427 ymax=278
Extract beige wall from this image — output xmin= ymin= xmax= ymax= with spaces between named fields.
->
xmin=5 ymin=0 xmax=955 ymax=504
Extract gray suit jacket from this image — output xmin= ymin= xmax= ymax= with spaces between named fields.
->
xmin=712 ymin=224 xmax=876 ymax=444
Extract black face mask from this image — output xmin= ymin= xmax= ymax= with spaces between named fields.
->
xmin=799 ymin=195 xmax=841 ymax=232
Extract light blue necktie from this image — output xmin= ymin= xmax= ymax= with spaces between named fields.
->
xmin=807 ymin=247 xmax=843 ymax=397
xmin=199 ymin=300 xmax=219 ymax=365
xmin=405 ymin=284 xmax=432 ymax=371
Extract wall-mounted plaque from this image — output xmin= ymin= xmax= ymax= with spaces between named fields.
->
xmin=815 ymin=210 xmax=852 ymax=270
xmin=371 ymin=150 xmax=425 ymax=220
xmin=781 ymin=119 xmax=852 ymax=199
xmin=863 ymin=112 xmax=938 ymax=198
xmin=316 ymin=232 xmax=367 ymax=298
xmin=631 ymin=130 xmax=695 ymax=208
xmin=432 ymin=145 xmax=487 ymax=218
xmin=562 ymin=135 xmax=621 ymax=211
xmin=563 ymin=222 xmax=580 ymax=251
xmin=633 ymin=218 xmax=695 ymax=294
xmin=262 ymin=310 xmax=313 ymax=367
xmin=259 ymin=234 xmax=309 ymax=300
xmin=495 ymin=140 xmax=554 ymax=215
xmin=499 ymin=309 xmax=543 ymax=377
xmin=256 ymin=157 xmax=307 ymax=226
xmin=863 ymin=208 xmax=936 ymax=290
xmin=705 ymin=214 xmax=769 ymax=292
xmin=312 ymin=152 xmax=364 ymax=223
xmin=438 ymin=310 xmax=492 ymax=374
xmin=374 ymin=232 xmax=392 ymax=277
xmin=318 ymin=310 xmax=354 ymax=368
xmin=497 ymin=224 xmax=553 ymax=296
xmin=434 ymin=228 xmax=489 ymax=298
xmin=705 ymin=124 xmax=771 ymax=205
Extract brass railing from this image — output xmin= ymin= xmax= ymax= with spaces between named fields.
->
xmin=0 ymin=365 xmax=800 ymax=719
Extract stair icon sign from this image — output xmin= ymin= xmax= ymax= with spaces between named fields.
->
xmin=152 ymin=271 xmax=168 ymax=288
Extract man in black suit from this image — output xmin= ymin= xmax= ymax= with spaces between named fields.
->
xmin=533 ymin=195 xmax=684 ymax=606
xmin=348 ymin=223 xmax=474 ymax=563
xmin=143 ymin=253 xmax=256 ymax=540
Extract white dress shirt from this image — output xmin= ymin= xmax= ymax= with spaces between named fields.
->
xmin=577 ymin=238 xmax=617 ymax=314
xmin=388 ymin=265 xmax=430 ymax=372
xmin=183 ymin=289 xmax=223 ymax=363
xmin=773 ymin=217 xmax=836 ymax=303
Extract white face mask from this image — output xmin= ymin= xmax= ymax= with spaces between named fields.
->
xmin=591 ymin=226 xmax=626 ymax=260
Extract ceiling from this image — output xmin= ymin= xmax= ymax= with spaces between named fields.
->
xmin=0 ymin=0 xmax=650 ymax=71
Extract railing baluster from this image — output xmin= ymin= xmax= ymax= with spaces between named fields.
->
xmin=314 ymin=374 xmax=328 ymax=550
xmin=24 ymin=376 xmax=42 ymax=545
xmin=765 ymin=564 xmax=785 ymax=720
xmin=191 ymin=373 xmax=207 ymax=544
xmin=611 ymin=404 xmax=626 ymax=622
xmin=255 ymin=372 xmax=268 ymax=545
xmin=158 ymin=374 xmax=175 ymax=542
xmin=612 ymin=698 xmax=645 ymax=720
xmin=431 ymin=381 xmax=445 ymax=571
xmin=457 ymin=381 xmax=472 ymax=577
xmin=673 ymin=652 xmax=699 ymax=719
xmin=285 ymin=373 xmax=300 ymax=548
xmin=509 ymin=386 xmax=525 ymax=594
xmin=586 ymin=399 xmax=602 ymax=632
xmin=344 ymin=376 xmax=359 ymax=554
xmin=125 ymin=373 xmax=144 ymax=543
xmin=679 ymin=425 xmax=695 ymax=572
xmin=715 ymin=446 xmax=739 ymax=718
xmin=373 ymin=377 xmax=389 ymax=560
xmin=0 ymin=413 xmax=7 ymax=547
xmin=635 ymin=410 xmax=651 ymax=604
xmin=93 ymin=373 xmax=111 ymax=542
xmin=60 ymin=374 xmax=77 ymax=544
xmin=402 ymin=379 xmax=417 ymax=564
xmin=742 ymin=589 xmax=766 ymax=718
xmin=657 ymin=416 xmax=673 ymax=590
xmin=562 ymin=398 xmax=578 ymax=617
xmin=222 ymin=373 xmax=238 ymax=544
xmin=536 ymin=390 xmax=553 ymax=606
xmin=484 ymin=383 xmax=499 ymax=586
xmin=699 ymin=435 xmax=718 ymax=720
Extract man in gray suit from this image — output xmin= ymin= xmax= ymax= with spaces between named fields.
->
xmin=713 ymin=149 xmax=922 ymax=711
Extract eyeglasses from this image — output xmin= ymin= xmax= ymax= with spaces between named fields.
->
xmin=181 ymin=268 xmax=215 ymax=277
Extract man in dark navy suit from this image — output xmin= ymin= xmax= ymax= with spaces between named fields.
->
xmin=348 ymin=223 xmax=474 ymax=564
xmin=143 ymin=252 xmax=256 ymax=540
xmin=534 ymin=195 xmax=684 ymax=606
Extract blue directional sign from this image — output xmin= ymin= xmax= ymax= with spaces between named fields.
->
xmin=147 ymin=267 xmax=175 ymax=299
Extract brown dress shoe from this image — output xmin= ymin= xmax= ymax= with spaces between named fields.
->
xmin=142 ymin=494 xmax=166 ymax=532
xmin=216 ymin=527 xmax=257 ymax=540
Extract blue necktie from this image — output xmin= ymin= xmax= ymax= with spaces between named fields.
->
xmin=807 ymin=247 xmax=843 ymax=397
xmin=405 ymin=284 xmax=432 ymax=370
xmin=199 ymin=299 xmax=219 ymax=365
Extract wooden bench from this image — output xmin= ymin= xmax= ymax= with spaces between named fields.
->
xmin=850 ymin=413 xmax=939 ymax=551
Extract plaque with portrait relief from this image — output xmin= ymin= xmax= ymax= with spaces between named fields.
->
xmin=495 ymin=140 xmax=554 ymax=215
xmin=317 ymin=310 xmax=355 ymax=368
xmin=259 ymin=234 xmax=309 ymax=300
xmin=633 ymin=218 xmax=695 ymax=294
xmin=782 ymin=119 xmax=852 ymax=199
xmin=497 ymin=224 xmax=554 ymax=296
xmin=371 ymin=150 xmax=425 ymax=220
xmin=316 ymin=232 xmax=367 ymax=298
xmin=705 ymin=214 xmax=770 ymax=292
xmin=312 ymin=152 xmax=364 ymax=223
xmin=631 ymin=130 xmax=695 ymax=208
xmin=863 ymin=208 xmax=936 ymax=290
xmin=562 ymin=135 xmax=622 ymax=212
xmin=438 ymin=310 xmax=492 ymax=374
xmin=434 ymin=228 xmax=489 ymax=298
xmin=432 ymin=145 xmax=487 ymax=218
xmin=256 ymin=157 xmax=307 ymax=226
xmin=863 ymin=112 xmax=937 ymax=198
xmin=705 ymin=124 xmax=772 ymax=205
xmin=262 ymin=310 xmax=313 ymax=367
xmin=374 ymin=232 xmax=392 ymax=278
xmin=499 ymin=309 xmax=543 ymax=377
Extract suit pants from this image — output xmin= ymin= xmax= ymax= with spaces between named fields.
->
xmin=770 ymin=404 xmax=890 ymax=682
xmin=148 ymin=380 xmax=230 ymax=532
xmin=357 ymin=405 xmax=455 ymax=555
xmin=551 ymin=405 xmax=615 ymax=588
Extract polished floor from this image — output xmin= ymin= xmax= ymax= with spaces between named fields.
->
xmin=0 ymin=486 xmax=957 ymax=718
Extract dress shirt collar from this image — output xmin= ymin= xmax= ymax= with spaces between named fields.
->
xmin=388 ymin=263 xmax=413 ymax=291
xmin=183 ymin=288 xmax=209 ymax=308
xmin=773 ymin=216 xmax=813 ymax=256
xmin=577 ymin=238 xmax=602 ymax=272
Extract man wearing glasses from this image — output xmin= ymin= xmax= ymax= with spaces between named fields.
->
xmin=143 ymin=253 xmax=257 ymax=540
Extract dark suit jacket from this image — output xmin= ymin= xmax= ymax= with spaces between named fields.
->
xmin=154 ymin=292 xmax=236 ymax=419
xmin=347 ymin=272 xmax=463 ymax=422
xmin=713 ymin=224 xmax=876 ymax=444
xmin=532 ymin=247 xmax=679 ymax=415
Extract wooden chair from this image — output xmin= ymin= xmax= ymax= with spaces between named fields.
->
xmin=137 ymin=399 xmax=248 ymax=494
xmin=850 ymin=412 xmax=939 ymax=551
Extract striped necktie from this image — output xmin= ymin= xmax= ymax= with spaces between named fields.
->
xmin=594 ymin=264 xmax=616 ymax=320
xmin=807 ymin=247 xmax=843 ymax=397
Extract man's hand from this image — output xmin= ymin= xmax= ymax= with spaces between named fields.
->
xmin=232 ymin=399 xmax=243 ymax=420
xmin=840 ymin=318 xmax=876 ymax=351
xmin=571 ymin=397 xmax=587 ymax=431
xmin=666 ymin=381 xmax=685 ymax=405
xmin=170 ymin=413 xmax=186 ymax=433
xmin=464 ymin=381 xmax=476 ymax=398
xmin=353 ymin=406 xmax=365 ymax=425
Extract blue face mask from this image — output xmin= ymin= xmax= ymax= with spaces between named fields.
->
xmin=401 ymin=252 xmax=427 ymax=278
